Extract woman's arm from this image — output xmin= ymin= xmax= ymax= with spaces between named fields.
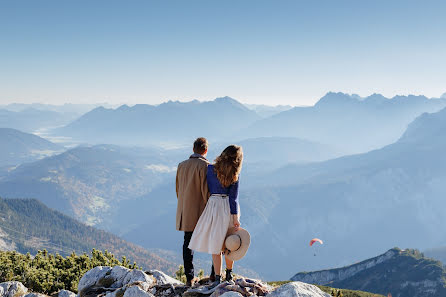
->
xmin=229 ymin=180 xmax=240 ymax=230
xmin=228 ymin=180 xmax=239 ymax=215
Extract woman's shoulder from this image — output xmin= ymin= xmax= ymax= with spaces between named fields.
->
xmin=207 ymin=164 xmax=216 ymax=175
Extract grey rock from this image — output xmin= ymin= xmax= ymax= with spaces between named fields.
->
xmin=146 ymin=270 xmax=182 ymax=286
xmin=78 ymin=266 xmax=112 ymax=294
xmin=123 ymin=270 xmax=154 ymax=291
xmin=108 ymin=266 xmax=132 ymax=288
xmin=219 ymin=292 xmax=244 ymax=297
xmin=0 ymin=282 xmax=28 ymax=297
xmin=57 ymin=290 xmax=76 ymax=297
xmin=23 ymin=294 xmax=48 ymax=297
xmin=122 ymin=286 xmax=154 ymax=297
xmin=266 ymin=282 xmax=330 ymax=297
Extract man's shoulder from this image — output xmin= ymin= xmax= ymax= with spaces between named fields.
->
xmin=178 ymin=157 xmax=209 ymax=168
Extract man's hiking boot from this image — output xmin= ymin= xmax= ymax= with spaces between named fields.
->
xmin=225 ymin=268 xmax=234 ymax=281
xmin=209 ymin=265 xmax=216 ymax=282
xmin=186 ymin=277 xmax=198 ymax=287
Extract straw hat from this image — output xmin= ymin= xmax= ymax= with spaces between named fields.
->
xmin=223 ymin=227 xmax=251 ymax=261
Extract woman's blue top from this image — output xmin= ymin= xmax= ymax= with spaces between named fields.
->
xmin=207 ymin=164 xmax=239 ymax=215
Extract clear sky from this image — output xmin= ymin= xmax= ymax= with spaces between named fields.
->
xmin=1 ymin=0 xmax=446 ymax=106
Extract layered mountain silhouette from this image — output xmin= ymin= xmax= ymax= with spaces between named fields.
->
xmin=0 ymin=108 xmax=78 ymax=133
xmin=0 ymin=145 xmax=178 ymax=228
xmin=55 ymin=97 xmax=261 ymax=146
xmin=291 ymin=248 xmax=446 ymax=297
xmin=242 ymin=92 xmax=446 ymax=153
xmin=244 ymin=104 xmax=293 ymax=118
xmin=236 ymin=106 xmax=446 ymax=279
xmin=0 ymin=128 xmax=63 ymax=167
xmin=3 ymin=94 xmax=446 ymax=281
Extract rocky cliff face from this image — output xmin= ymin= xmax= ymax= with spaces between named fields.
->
xmin=291 ymin=248 xmax=446 ymax=297
xmin=291 ymin=249 xmax=398 ymax=284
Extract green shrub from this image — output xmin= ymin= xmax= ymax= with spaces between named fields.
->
xmin=0 ymin=249 xmax=139 ymax=295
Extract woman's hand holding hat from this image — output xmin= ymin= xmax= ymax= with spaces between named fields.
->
xmin=232 ymin=215 xmax=240 ymax=231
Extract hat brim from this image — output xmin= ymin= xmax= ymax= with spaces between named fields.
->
xmin=223 ymin=227 xmax=250 ymax=261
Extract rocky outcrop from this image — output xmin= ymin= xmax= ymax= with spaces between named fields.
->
xmin=0 ymin=282 xmax=77 ymax=297
xmin=0 ymin=282 xmax=28 ymax=297
xmin=290 ymin=248 xmax=446 ymax=297
xmin=291 ymin=248 xmax=399 ymax=284
xmin=266 ymin=282 xmax=330 ymax=297
xmin=185 ymin=278 xmax=271 ymax=297
xmin=57 ymin=290 xmax=76 ymax=297
xmin=0 ymin=266 xmax=333 ymax=297
xmin=145 ymin=270 xmax=183 ymax=286
xmin=78 ymin=266 xmax=155 ymax=297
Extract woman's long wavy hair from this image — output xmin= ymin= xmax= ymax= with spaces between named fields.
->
xmin=213 ymin=145 xmax=243 ymax=188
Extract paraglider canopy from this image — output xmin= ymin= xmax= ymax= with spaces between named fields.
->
xmin=309 ymin=238 xmax=323 ymax=246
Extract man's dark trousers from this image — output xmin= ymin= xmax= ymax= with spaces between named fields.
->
xmin=183 ymin=231 xmax=194 ymax=281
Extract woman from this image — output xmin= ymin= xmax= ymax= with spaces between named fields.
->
xmin=188 ymin=144 xmax=243 ymax=286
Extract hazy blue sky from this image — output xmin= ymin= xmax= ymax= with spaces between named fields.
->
xmin=1 ymin=0 xmax=446 ymax=106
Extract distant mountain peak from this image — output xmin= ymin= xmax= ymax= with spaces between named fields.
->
xmin=117 ymin=104 xmax=131 ymax=111
xmin=213 ymin=96 xmax=252 ymax=111
xmin=363 ymin=93 xmax=388 ymax=104
xmin=314 ymin=92 xmax=357 ymax=107
xmin=399 ymin=106 xmax=446 ymax=143
xmin=215 ymin=95 xmax=237 ymax=101
xmin=214 ymin=96 xmax=242 ymax=105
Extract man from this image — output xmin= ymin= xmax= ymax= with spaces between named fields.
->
xmin=176 ymin=137 xmax=210 ymax=286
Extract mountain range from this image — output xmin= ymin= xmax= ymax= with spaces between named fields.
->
xmin=291 ymin=248 xmax=446 ymax=297
xmin=0 ymin=128 xmax=63 ymax=168
xmin=0 ymin=144 xmax=178 ymax=227
xmin=241 ymin=92 xmax=446 ymax=153
xmin=55 ymin=97 xmax=261 ymax=147
xmin=45 ymin=93 xmax=446 ymax=154
xmin=234 ymin=105 xmax=446 ymax=279
xmin=2 ymin=93 xmax=446 ymax=281
xmin=0 ymin=108 xmax=79 ymax=133
xmin=244 ymin=103 xmax=293 ymax=117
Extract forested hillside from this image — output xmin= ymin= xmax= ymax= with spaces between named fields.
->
xmin=0 ymin=197 xmax=175 ymax=274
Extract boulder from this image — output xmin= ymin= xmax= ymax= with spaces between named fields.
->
xmin=122 ymin=286 xmax=154 ymax=297
xmin=78 ymin=266 xmax=112 ymax=294
xmin=219 ymin=292 xmax=244 ymax=297
xmin=108 ymin=266 xmax=132 ymax=289
xmin=146 ymin=270 xmax=183 ymax=286
xmin=77 ymin=267 xmax=156 ymax=297
xmin=57 ymin=290 xmax=76 ymax=297
xmin=23 ymin=294 xmax=48 ymax=297
xmin=122 ymin=270 xmax=155 ymax=291
xmin=266 ymin=282 xmax=330 ymax=297
xmin=0 ymin=282 xmax=28 ymax=297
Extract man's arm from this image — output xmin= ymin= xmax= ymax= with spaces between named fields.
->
xmin=200 ymin=165 xmax=210 ymax=203
xmin=176 ymin=166 xmax=180 ymax=199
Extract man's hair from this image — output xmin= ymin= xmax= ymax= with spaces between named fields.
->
xmin=193 ymin=137 xmax=208 ymax=154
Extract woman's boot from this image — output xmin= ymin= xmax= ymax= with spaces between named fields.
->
xmin=208 ymin=275 xmax=221 ymax=289
xmin=225 ymin=268 xmax=234 ymax=281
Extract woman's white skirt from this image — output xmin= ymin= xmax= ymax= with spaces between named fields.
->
xmin=189 ymin=194 xmax=232 ymax=254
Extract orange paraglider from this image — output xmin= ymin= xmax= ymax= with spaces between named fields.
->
xmin=309 ymin=238 xmax=323 ymax=246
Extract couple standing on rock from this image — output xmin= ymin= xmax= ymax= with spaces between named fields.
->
xmin=176 ymin=137 xmax=250 ymax=288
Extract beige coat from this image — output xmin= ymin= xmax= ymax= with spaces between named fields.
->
xmin=176 ymin=154 xmax=210 ymax=232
